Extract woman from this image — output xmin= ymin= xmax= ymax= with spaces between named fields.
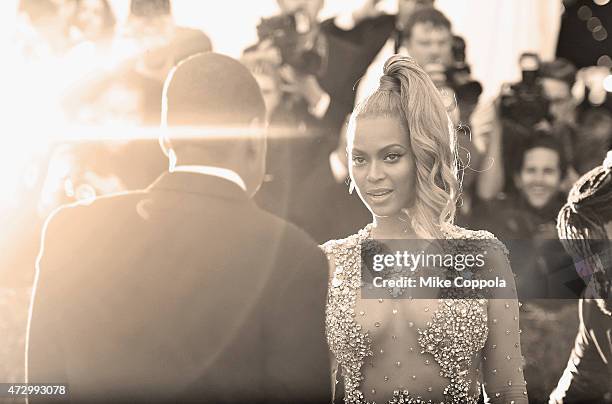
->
xmin=321 ymin=55 xmax=528 ymax=403
xmin=550 ymin=151 xmax=612 ymax=403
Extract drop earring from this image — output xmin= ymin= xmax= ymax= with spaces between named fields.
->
xmin=349 ymin=180 xmax=355 ymax=195
xmin=168 ymin=148 xmax=177 ymax=173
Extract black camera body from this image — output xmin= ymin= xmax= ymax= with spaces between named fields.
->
xmin=500 ymin=53 xmax=550 ymax=128
xmin=445 ymin=36 xmax=482 ymax=106
xmin=256 ymin=13 xmax=322 ymax=75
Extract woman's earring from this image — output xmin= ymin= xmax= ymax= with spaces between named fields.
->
xmin=348 ymin=180 xmax=355 ymax=195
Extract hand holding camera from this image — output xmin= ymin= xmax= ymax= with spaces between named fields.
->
xmin=256 ymin=11 xmax=323 ymax=76
xmin=279 ymin=65 xmax=326 ymax=111
xmin=241 ymin=39 xmax=282 ymax=67
xmin=499 ymin=53 xmax=551 ymax=128
xmin=250 ymin=10 xmax=329 ymax=117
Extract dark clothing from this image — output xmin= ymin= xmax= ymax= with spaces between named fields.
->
xmin=478 ymin=193 xmax=585 ymax=402
xmin=322 ymin=14 xmax=396 ymax=57
xmin=246 ymin=16 xmax=392 ymax=138
xmin=318 ymin=15 xmax=395 ymax=131
xmin=256 ymin=131 xmax=370 ymax=244
xmin=477 ymin=192 xmax=566 ymax=240
xmin=475 ymin=193 xmax=583 ymax=299
xmin=556 ymin=0 xmax=612 ymax=69
xmin=550 ymin=298 xmax=612 ymax=403
xmin=27 ymin=172 xmax=331 ymax=404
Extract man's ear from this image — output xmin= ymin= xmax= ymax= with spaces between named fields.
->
xmin=159 ymin=130 xmax=177 ymax=171
xmin=159 ymin=133 xmax=172 ymax=158
xmin=245 ymin=117 xmax=267 ymax=157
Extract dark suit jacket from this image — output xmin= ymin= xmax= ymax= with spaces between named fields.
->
xmin=318 ymin=14 xmax=395 ymax=136
xmin=550 ymin=298 xmax=612 ymax=403
xmin=27 ymin=172 xmax=331 ymax=404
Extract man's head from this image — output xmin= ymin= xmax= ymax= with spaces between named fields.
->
xmin=513 ymin=132 xmax=567 ymax=209
xmin=128 ymin=0 xmax=173 ymax=40
xmin=540 ymin=59 xmax=577 ymax=125
xmin=397 ymin=0 xmax=435 ymax=29
xmin=162 ymin=53 xmax=267 ymax=197
xmin=401 ymin=7 xmax=452 ymax=68
xmin=129 ymin=0 xmax=170 ymax=19
xmin=276 ymin=0 xmax=324 ymax=25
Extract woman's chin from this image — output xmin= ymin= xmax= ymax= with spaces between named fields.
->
xmin=368 ymin=206 xmax=402 ymax=219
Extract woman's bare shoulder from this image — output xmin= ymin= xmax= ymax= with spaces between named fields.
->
xmin=443 ymin=223 xmax=509 ymax=257
xmin=319 ymin=226 xmax=372 ymax=256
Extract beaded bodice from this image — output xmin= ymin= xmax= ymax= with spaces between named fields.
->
xmin=321 ymin=224 xmax=528 ymax=404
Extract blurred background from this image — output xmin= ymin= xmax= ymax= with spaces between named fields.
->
xmin=1 ymin=0 xmax=611 ymax=402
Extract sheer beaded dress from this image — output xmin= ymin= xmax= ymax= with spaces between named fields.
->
xmin=321 ymin=224 xmax=528 ymax=404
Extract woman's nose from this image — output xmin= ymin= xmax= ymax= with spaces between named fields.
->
xmin=367 ymin=160 xmax=385 ymax=182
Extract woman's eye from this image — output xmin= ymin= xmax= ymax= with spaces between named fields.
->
xmin=384 ymin=153 xmax=401 ymax=163
xmin=352 ymin=156 xmax=366 ymax=165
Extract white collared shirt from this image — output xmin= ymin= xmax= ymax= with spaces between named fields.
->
xmin=172 ymin=165 xmax=247 ymax=191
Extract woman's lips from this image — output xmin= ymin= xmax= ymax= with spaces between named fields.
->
xmin=366 ymin=189 xmax=393 ymax=201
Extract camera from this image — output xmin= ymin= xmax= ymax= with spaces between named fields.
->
xmin=499 ymin=53 xmax=551 ymax=128
xmin=256 ymin=12 xmax=322 ymax=75
xmin=445 ymin=35 xmax=482 ymax=106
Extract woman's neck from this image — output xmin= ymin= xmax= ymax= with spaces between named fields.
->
xmin=371 ymin=214 xmax=418 ymax=239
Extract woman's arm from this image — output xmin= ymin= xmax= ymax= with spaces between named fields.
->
xmin=474 ymin=100 xmax=505 ymax=201
xmin=480 ymin=238 xmax=529 ymax=403
xmin=320 ymin=243 xmax=342 ymax=403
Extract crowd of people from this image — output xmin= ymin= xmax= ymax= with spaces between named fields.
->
xmin=3 ymin=0 xmax=612 ymax=403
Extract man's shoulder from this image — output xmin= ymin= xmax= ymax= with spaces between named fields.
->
xmin=257 ymin=208 xmax=322 ymax=253
xmin=45 ymin=191 xmax=147 ymax=227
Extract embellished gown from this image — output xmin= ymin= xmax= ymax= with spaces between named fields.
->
xmin=321 ymin=224 xmax=528 ymax=404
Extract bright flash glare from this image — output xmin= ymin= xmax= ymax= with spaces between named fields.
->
xmin=604 ymin=74 xmax=612 ymax=92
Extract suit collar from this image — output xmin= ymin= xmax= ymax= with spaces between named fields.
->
xmin=148 ymin=171 xmax=249 ymax=202
xmin=172 ymin=165 xmax=246 ymax=191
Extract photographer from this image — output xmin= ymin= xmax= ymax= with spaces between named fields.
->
xmin=243 ymin=0 xmax=368 ymax=141
xmin=398 ymin=8 xmax=482 ymax=126
xmin=242 ymin=48 xmax=370 ymax=244
xmin=476 ymin=56 xmax=580 ymax=200
xmin=329 ymin=0 xmax=436 ymax=104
